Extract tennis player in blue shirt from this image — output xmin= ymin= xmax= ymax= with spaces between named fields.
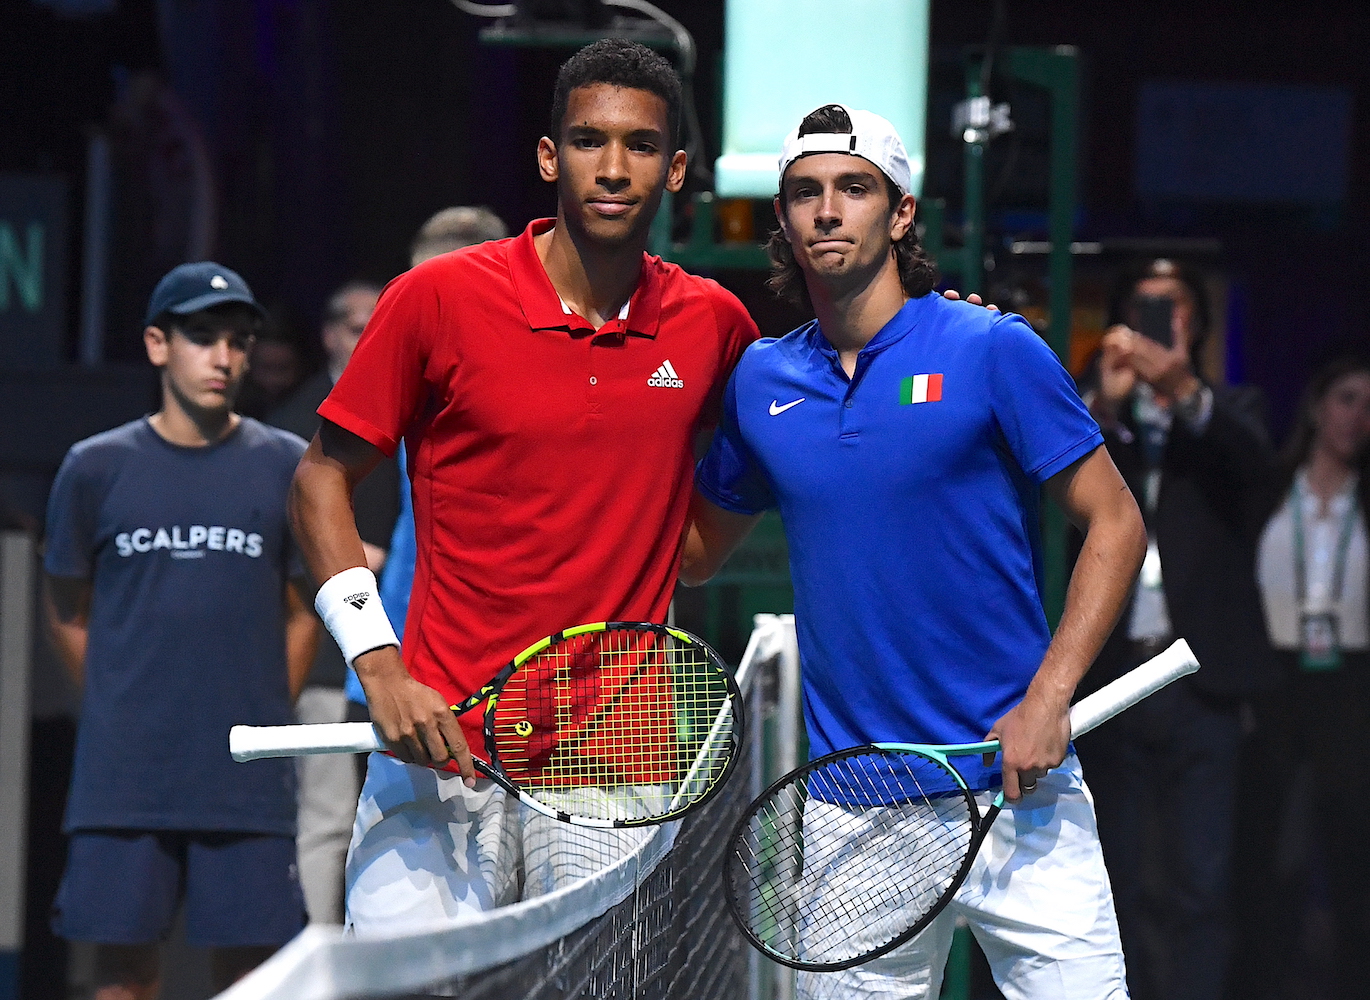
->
xmin=683 ymin=104 xmax=1147 ymax=999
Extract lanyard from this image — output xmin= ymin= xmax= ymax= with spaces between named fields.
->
xmin=1290 ymin=477 xmax=1359 ymax=607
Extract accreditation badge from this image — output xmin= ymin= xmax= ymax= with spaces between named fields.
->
xmin=1299 ymin=611 xmax=1342 ymax=672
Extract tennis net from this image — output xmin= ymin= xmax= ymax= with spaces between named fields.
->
xmin=217 ymin=614 xmax=801 ymax=1000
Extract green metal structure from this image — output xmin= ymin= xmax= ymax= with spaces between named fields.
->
xmin=922 ymin=45 xmax=1081 ymax=627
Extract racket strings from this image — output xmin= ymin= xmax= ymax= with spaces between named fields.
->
xmin=489 ymin=627 xmax=738 ymax=822
xmin=728 ymin=749 xmax=976 ymax=967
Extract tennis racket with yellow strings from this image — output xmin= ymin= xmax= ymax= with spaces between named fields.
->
xmin=229 ymin=621 xmax=744 ymax=829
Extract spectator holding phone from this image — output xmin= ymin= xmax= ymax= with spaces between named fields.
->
xmin=1074 ymin=258 xmax=1278 ymax=1000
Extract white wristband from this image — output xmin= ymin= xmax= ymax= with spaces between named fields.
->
xmin=314 ymin=566 xmax=400 ymax=668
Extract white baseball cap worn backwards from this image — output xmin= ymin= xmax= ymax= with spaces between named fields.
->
xmin=778 ymin=104 xmax=912 ymax=196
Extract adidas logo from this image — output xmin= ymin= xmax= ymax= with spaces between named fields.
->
xmin=345 ymin=593 xmax=369 ymax=610
xmin=647 ymin=360 xmax=684 ymax=388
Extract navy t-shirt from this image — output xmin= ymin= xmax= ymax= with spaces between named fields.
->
xmin=45 ymin=417 xmax=307 ymax=833
xmin=697 ymin=295 xmax=1103 ymax=791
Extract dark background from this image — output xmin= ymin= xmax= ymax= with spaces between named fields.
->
xmin=3 ymin=0 xmax=1368 ymax=443
xmin=3 ymin=3 xmax=1367 ymax=997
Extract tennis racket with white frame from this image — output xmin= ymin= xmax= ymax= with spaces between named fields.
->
xmin=724 ymin=638 xmax=1198 ymax=970
xmin=230 ymin=621 xmax=744 ymax=829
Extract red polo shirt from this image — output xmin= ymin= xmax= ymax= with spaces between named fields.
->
xmin=320 ymin=219 xmax=758 ymax=757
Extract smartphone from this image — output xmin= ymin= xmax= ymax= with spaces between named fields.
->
xmin=1135 ymin=295 xmax=1174 ymax=348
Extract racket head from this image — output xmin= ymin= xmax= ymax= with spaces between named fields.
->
xmin=725 ymin=744 xmax=983 ymax=971
xmin=481 ymin=621 xmax=745 ymax=827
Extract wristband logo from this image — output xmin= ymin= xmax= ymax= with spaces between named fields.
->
xmin=115 ymin=525 xmax=263 ymax=559
xmin=345 ymin=593 xmax=370 ymax=610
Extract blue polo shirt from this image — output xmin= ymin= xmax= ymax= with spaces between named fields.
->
xmin=696 ymin=294 xmax=1102 ymax=790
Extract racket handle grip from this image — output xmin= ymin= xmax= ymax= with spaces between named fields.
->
xmin=1069 ymin=638 xmax=1199 ymax=739
xmin=230 ymin=722 xmax=385 ymax=762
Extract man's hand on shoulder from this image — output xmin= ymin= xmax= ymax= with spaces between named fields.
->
xmin=940 ymin=289 xmax=1000 ymax=312
xmin=354 ymin=646 xmax=476 ymax=784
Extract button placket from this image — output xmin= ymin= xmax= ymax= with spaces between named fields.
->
xmin=839 ymin=387 xmax=859 ymax=438
xmin=839 ymin=353 xmax=876 ymax=439
xmin=585 ymin=334 xmax=601 ymax=415
xmin=585 ymin=328 xmax=629 ymax=417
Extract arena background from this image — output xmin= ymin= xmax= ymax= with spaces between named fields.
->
xmin=1 ymin=2 xmax=1368 ymax=998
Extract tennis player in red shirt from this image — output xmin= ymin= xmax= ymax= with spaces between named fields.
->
xmin=288 ymin=40 xmax=759 ymax=930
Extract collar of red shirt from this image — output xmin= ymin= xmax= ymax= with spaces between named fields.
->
xmin=508 ymin=218 xmax=664 ymax=340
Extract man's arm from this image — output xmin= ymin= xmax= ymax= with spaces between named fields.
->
xmin=284 ymin=577 xmax=320 ymax=701
xmin=44 ymin=574 xmax=91 ymax=688
xmin=985 ymin=446 xmax=1146 ymax=801
xmin=289 ymin=420 xmax=475 ymax=780
xmin=679 ymin=489 xmax=763 ymax=587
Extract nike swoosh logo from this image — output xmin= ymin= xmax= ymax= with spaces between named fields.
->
xmin=769 ymin=398 xmax=805 ymax=416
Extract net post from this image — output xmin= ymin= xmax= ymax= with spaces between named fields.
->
xmin=745 ymin=627 xmax=769 ymax=1000
xmin=767 ymin=614 xmax=801 ymax=781
xmin=745 ymin=614 xmax=800 ymax=1000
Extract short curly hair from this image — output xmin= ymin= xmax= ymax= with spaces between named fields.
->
xmin=767 ymin=104 xmax=937 ymax=309
xmin=550 ymin=38 xmax=682 ymax=148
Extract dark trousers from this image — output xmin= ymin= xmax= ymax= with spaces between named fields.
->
xmin=1077 ymin=673 xmax=1242 ymax=1000
xmin=1235 ymin=650 xmax=1370 ymax=1000
xmin=22 ymin=717 xmax=76 ymax=1000
xmin=1286 ymin=652 xmax=1370 ymax=975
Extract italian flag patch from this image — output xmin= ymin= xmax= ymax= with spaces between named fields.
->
xmin=899 ymin=373 xmax=944 ymax=405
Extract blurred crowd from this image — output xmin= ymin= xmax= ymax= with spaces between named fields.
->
xmin=1072 ymin=258 xmax=1370 ymax=1000
xmin=14 ymin=229 xmax=1370 ymax=1000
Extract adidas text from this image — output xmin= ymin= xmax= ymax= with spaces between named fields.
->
xmin=647 ymin=360 xmax=684 ymax=389
xmin=345 ymin=593 xmax=369 ymax=610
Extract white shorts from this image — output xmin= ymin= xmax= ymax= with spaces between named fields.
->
xmin=795 ymin=755 xmax=1128 ymax=1000
xmin=344 ymin=753 xmax=653 ymax=935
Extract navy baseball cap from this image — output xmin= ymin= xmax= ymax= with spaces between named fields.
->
xmin=144 ymin=262 xmax=265 ymax=326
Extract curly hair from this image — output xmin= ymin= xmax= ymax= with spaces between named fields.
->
xmin=766 ymin=104 xmax=937 ymax=309
xmin=550 ymin=39 xmax=682 ymax=148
